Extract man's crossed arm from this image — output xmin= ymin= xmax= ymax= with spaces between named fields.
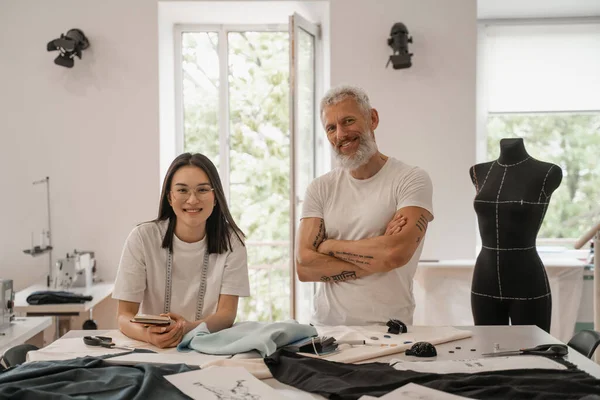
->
xmin=295 ymin=206 xmax=432 ymax=282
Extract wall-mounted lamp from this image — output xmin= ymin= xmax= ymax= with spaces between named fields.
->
xmin=46 ymin=29 xmax=90 ymax=68
xmin=386 ymin=23 xmax=413 ymax=69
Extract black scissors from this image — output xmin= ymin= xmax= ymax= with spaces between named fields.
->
xmin=83 ymin=336 xmax=133 ymax=351
xmin=482 ymin=343 xmax=568 ymax=358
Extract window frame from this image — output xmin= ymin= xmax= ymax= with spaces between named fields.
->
xmin=477 ymin=18 xmax=600 ymax=250
xmin=173 ymin=23 xmax=321 ymax=320
xmin=174 ymin=24 xmax=288 ymax=202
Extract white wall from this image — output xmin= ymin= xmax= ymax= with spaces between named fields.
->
xmin=0 ymin=0 xmax=159 ymax=290
xmin=0 ymin=0 xmax=477 ymax=292
xmin=329 ymin=0 xmax=478 ymax=260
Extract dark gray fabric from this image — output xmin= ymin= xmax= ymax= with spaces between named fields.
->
xmin=0 ymin=355 xmax=197 ymax=399
xmin=26 ymin=291 xmax=93 ymax=305
xmin=265 ymin=350 xmax=600 ymax=400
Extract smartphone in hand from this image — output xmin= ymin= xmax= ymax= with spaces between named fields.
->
xmin=130 ymin=314 xmax=172 ymax=326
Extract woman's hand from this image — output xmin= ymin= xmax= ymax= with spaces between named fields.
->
xmin=161 ymin=312 xmax=197 ymax=336
xmin=145 ymin=319 xmax=185 ymax=348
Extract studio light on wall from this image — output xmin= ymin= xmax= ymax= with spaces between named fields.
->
xmin=386 ymin=23 xmax=413 ymax=69
xmin=46 ymin=29 xmax=90 ymax=68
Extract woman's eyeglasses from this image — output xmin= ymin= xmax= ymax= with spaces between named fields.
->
xmin=171 ymin=186 xmax=214 ymax=201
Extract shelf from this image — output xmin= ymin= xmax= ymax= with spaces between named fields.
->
xmin=23 ymin=246 xmax=53 ymax=257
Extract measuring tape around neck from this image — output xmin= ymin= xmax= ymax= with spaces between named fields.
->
xmin=164 ymin=250 xmax=210 ymax=321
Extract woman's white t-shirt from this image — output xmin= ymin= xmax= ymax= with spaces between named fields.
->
xmin=112 ymin=220 xmax=250 ymax=321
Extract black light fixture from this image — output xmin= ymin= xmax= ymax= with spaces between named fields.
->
xmin=47 ymin=29 xmax=90 ymax=68
xmin=386 ymin=23 xmax=413 ymax=69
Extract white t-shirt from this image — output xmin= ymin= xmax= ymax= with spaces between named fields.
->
xmin=301 ymin=157 xmax=434 ymax=326
xmin=112 ymin=220 xmax=250 ymax=321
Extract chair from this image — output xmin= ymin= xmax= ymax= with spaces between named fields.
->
xmin=2 ymin=344 xmax=39 ymax=368
xmin=567 ymin=329 xmax=600 ymax=359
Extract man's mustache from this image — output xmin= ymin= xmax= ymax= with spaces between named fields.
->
xmin=335 ymin=135 xmax=361 ymax=147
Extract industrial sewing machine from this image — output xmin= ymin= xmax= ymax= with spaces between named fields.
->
xmin=51 ymin=250 xmax=95 ymax=289
xmin=0 ymin=279 xmax=15 ymax=331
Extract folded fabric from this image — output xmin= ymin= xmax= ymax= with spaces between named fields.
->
xmin=284 ymin=335 xmax=338 ymax=354
xmin=177 ymin=320 xmax=318 ymax=357
xmin=0 ymin=355 xmax=196 ymax=399
xmin=26 ymin=290 xmax=93 ymax=305
xmin=265 ymin=349 xmax=600 ymax=400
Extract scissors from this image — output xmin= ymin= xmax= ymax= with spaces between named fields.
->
xmin=83 ymin=336 xmax=133 ymax=352
xmin=482 ymin=343 xmax=568 ymax=358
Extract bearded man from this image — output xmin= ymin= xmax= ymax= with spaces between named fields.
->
xmin=296 ymin=85 xmax=434 ymax=326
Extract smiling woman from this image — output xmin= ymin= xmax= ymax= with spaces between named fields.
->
xmin=112 ymin=153 xmax=250 ymax=349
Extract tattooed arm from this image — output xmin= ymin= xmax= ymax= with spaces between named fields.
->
xmin=295 ymin=217 xmax=373 ymax=283
xmin=318 ymin=206 xmax=433 ymax=273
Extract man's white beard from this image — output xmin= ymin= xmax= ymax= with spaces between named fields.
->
xmin=333 ymin=132 xmax=378 ymax=171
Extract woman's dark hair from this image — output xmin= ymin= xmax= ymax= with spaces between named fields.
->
xmin=155 ymin=153 xmax=245 ymax=254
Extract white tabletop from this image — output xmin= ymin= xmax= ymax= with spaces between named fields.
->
xmin=14 ymin=282 xmax=114 ymax=314
xmin=57 ymin=326 xmax=600 ymax=380
xmin=386 ymin=325 xmax=600 ymax=378
xmin=49 ymin=326 xmax=600 ymax=400
xmin=0 ymin=317 xmax=52 ymax=354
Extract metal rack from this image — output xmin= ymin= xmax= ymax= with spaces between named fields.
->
xmin=22 ymin=177 xmax=53 ymax=287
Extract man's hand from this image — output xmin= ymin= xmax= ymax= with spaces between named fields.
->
xmin=145 ymin=318 xmax=185 ymax=349
xmin=317 ymin=206 xmax=431 ymax=274
xmin=317 ymin=212 xmax=406 ymax=255
xmin=296 ymin=217 xmax=369 ymax=282
xmin=316 ymin=238 xmax=332 ymax=255
xmin=384 ymin=211 xmax=407 ymax=236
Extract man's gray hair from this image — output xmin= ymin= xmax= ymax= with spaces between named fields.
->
xmin=319 ymin=85 xmax=372 ymax=119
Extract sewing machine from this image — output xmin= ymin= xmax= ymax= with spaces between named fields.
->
xmin=52 ymin=250 xmax=95 ymax=289
xmin=0 ymin=279 xmax=15 ymax=330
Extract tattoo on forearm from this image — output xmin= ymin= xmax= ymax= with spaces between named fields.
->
xmin=312 ymin=219 xmax=326 ymax=249
xmin=320 ymin=270 xmax=357 ymax=283
xmin=416 ymin=214 xmax=428 ymax=232
xmin=336 ymin=251 xmax=373 ymax=259
xmin=416 ymin=236 xmax=422 ymax=243
xmin=334 ymin=251 xmax=373 ymax=265
xmin=338 ymin=256 xmax=371 ymax=265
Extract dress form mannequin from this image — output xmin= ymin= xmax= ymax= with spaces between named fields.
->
xmin=469 ymin=138 xmax=562 ymax=332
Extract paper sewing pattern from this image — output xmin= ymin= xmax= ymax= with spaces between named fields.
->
xmin=359 ymin=383 xmax=472 ymax=399
xmin=165 ymin=366 xmax=280 ymax=400
xmin=390 ymin=356 xmax=566 ymax=374
xmin=193 ymin=380 xmax=261 ymax=400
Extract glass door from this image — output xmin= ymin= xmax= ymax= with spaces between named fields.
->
xmin=289 ymin=13 xmax=320 ymax=322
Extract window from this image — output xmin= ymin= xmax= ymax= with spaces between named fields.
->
xmin=486 ymin=112 xmax=600 ymax=239
xmin=479 ymin=22 xmax=600 ymax=243
xmin=175 ymin=21 xmax=320 ymax=321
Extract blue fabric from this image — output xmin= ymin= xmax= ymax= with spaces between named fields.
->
xmin=177 ymin=321 xmax=317 ymax=357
